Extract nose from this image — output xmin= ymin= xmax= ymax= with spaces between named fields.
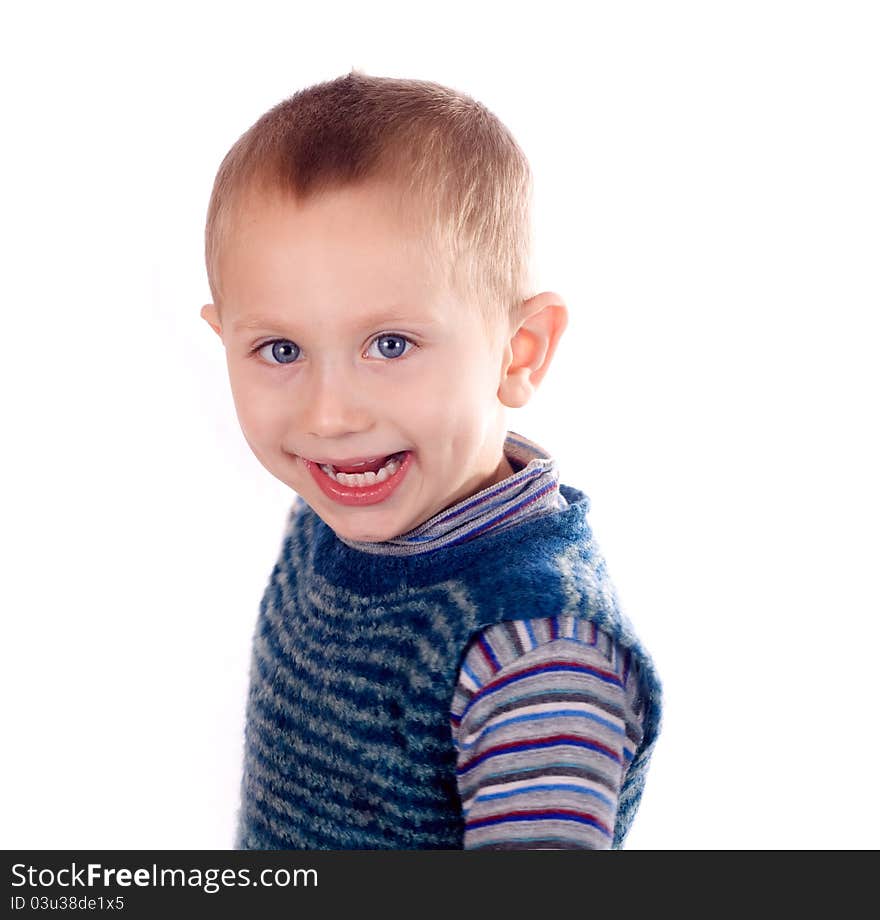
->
xmin=299 ymin=361 xmax=373 ymax=440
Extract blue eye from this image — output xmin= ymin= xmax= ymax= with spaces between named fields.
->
xmin=367 ymin=334 xmax=414 ymax=360
xmin=253 ymin=339 xmax=301 ymax=365
xmin=251 ymin=333 xmax=416 ymax=365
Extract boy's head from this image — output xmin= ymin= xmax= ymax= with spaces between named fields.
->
xmin=201 ymin=71 xmax=567 ymax=542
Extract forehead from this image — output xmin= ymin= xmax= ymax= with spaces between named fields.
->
xmin=218 ymin=180 xmax=452 ymax=320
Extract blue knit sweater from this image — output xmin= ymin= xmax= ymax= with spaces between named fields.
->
xmin=236 ymin=483 xmax=662 ymax=849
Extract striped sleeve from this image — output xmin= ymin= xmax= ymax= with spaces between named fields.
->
xmin=450 ymin=615 xmax=646 ymax=850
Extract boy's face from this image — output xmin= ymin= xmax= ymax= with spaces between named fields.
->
xmin=202 ymin=180 xmax=516 ymax=543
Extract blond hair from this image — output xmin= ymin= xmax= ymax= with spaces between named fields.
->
xmin=204 ymin=70 xmax=534 ymax=333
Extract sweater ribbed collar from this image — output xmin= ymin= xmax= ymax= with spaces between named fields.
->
xmin=335 ymin=430 xmax=568 ymax=557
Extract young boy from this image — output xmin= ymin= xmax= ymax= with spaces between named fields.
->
xmin=201 ymin=70 xmax=662 ymax=850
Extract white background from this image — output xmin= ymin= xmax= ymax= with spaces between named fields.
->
xmin=2 ymin=0 xmax=878 ymax=849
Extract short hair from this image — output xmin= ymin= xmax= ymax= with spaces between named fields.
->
xmin=204 ymin=70 xmax=534 ymax=334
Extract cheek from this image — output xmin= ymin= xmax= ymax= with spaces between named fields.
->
xmin=439 ymin=351 xmax=503 ymax=411
xmin=394 ymin=365 xmax=494 ymax=439
xmin=229 ymin=375 xmax=288 ymax=440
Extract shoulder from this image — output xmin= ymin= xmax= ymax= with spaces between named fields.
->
xmin=451 ymin=615 xmax=646 ymax=755
xmin=451 ymin=615 xmax=646 ymax=849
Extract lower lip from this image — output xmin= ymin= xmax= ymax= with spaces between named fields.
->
xmin=302 ymin=451 xmax=413 ymax=506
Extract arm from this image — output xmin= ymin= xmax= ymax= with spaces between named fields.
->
xmin=451 ymin=615 xmax=645 ymax=849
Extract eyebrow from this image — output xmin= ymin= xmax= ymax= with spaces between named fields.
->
xmin=232 ymin=308 xmax=440 ymax=333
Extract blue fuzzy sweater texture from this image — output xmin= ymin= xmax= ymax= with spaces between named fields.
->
xmin=237 ymin=483 xmax=662 ymax=849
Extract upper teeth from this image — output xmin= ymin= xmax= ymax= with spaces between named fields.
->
xmin=319 ymin=454 xmax=402 ymax=486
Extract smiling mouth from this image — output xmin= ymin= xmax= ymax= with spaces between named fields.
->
xmin=297 ymin=448 xmax=407 ymax=470
xmin=314 ymin=451 xmax=407 ymax=486
xmin=300 ymin=449 xmax=413 ymax=506
xmin=312 ymin=451 xmax=406 ymax=473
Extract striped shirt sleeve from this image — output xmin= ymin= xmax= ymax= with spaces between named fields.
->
xmin=450 ymin=615 xmax=646 ymax=849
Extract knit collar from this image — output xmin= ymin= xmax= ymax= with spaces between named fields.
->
xmin=334 ymin=430 xmax=568 ymax=556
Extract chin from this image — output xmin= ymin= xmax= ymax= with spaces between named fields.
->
xmin=327 ymin=515 xmax=398 ymax=544
xmin=340 ymin=527 xmax=394 ymax=543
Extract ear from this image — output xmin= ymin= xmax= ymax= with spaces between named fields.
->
xmin=200 ymin=303 xmax=224 ymax=340
xmin=498 ymin=291 xmax=568 ymax=409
